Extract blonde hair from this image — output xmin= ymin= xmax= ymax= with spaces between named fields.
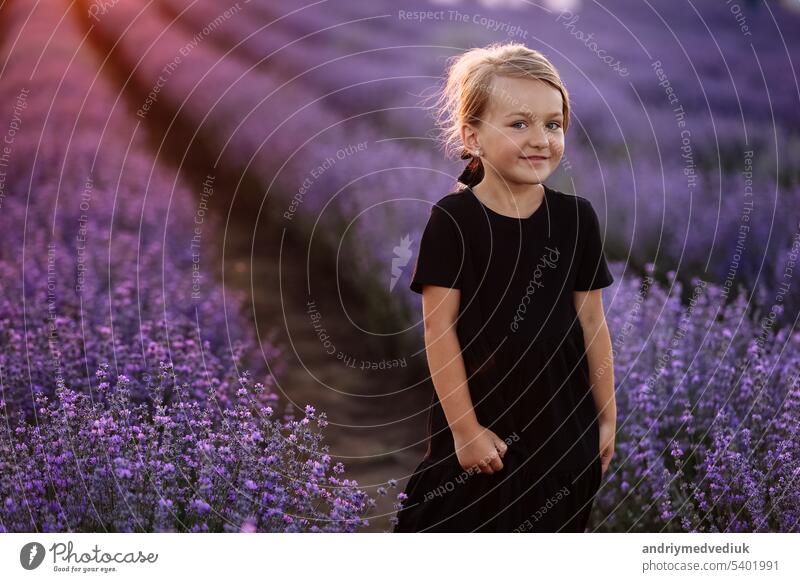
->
xmin=428 ymin=41 xmax=570 ymax=187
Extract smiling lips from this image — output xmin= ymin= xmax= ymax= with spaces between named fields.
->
xmin=521 ymin=154 xmax=549 ymax=161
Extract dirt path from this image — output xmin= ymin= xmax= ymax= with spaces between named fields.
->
xmin=224 ymin=220 xmax=426 ymax=532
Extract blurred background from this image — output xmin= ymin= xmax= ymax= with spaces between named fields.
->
xmin=2 ymin=0 xmax=800 ymax=533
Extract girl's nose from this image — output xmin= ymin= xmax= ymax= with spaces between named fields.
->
xmin=527 ymin=126 xmax=549 ymax=148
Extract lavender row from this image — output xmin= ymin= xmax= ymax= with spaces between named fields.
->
xmin=0 ymin=1 xmax=376 ymax=532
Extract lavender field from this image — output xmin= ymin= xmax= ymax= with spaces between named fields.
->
xmin=1 ymin=0 xmax=799 ymax=532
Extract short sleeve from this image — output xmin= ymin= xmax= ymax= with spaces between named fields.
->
xmin=409 ymin=204 xmax=465 ymax=294
xmin=573 ymin=199 xmax=614 ymax=291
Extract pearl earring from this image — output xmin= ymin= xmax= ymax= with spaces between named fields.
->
xmin=474 ymin=147 xmax=481 ymax=157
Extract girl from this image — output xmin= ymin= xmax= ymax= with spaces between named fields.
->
xmin=394 ymin=42 xmax=616 ymax=533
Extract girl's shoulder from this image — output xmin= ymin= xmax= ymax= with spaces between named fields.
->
xmin=433 ymin=187 xmax=471 ymax=210
xmin=426 ymin=188 xmax=474 ymax=226
xmin=544 ymin=184 xmax=589 ymax=208
xmin=544 ymin=186 xmax=598 ymax=225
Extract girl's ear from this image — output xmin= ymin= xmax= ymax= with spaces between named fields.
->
xmin=461 ymin=123 xmax=478 ymax=152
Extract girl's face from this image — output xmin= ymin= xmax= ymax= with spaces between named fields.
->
xmin=463 ymin=76 xmax=565 ymax=187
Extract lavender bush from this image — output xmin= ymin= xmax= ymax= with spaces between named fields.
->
xmin=0 ymin=364 xmax=377 ymax=532
xmin=592 ymin=265 xmax=800 ymax=532
xmin=0 ymin=1 xmax=259 ymax=416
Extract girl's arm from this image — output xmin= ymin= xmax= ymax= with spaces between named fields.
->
xmin=420 ymin=284 xmax=508 ymax=474
xmin=574 ymin=289 xmax=616 ymax=474
xmin=421 ymin=284 xmax=478 ymax=434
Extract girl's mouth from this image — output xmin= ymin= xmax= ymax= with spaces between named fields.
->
xmin=521 ymin=155 xmax=549 ymax=162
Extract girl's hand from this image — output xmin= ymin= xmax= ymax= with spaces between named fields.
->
xmin=452 ymin=423 xmax=508 ymax=474
xmin=598 ymin=420 xmax=615 ymax=477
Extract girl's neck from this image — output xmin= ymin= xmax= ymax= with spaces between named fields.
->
xmin=471 ymin=179 xmax=545 ymax=217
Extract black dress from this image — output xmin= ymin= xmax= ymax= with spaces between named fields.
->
xmin=394 ymin=183 xmax=615 ymax=533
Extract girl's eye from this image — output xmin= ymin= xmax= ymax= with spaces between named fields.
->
xmin=511 ymin=120 xmax=562 ymax=130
